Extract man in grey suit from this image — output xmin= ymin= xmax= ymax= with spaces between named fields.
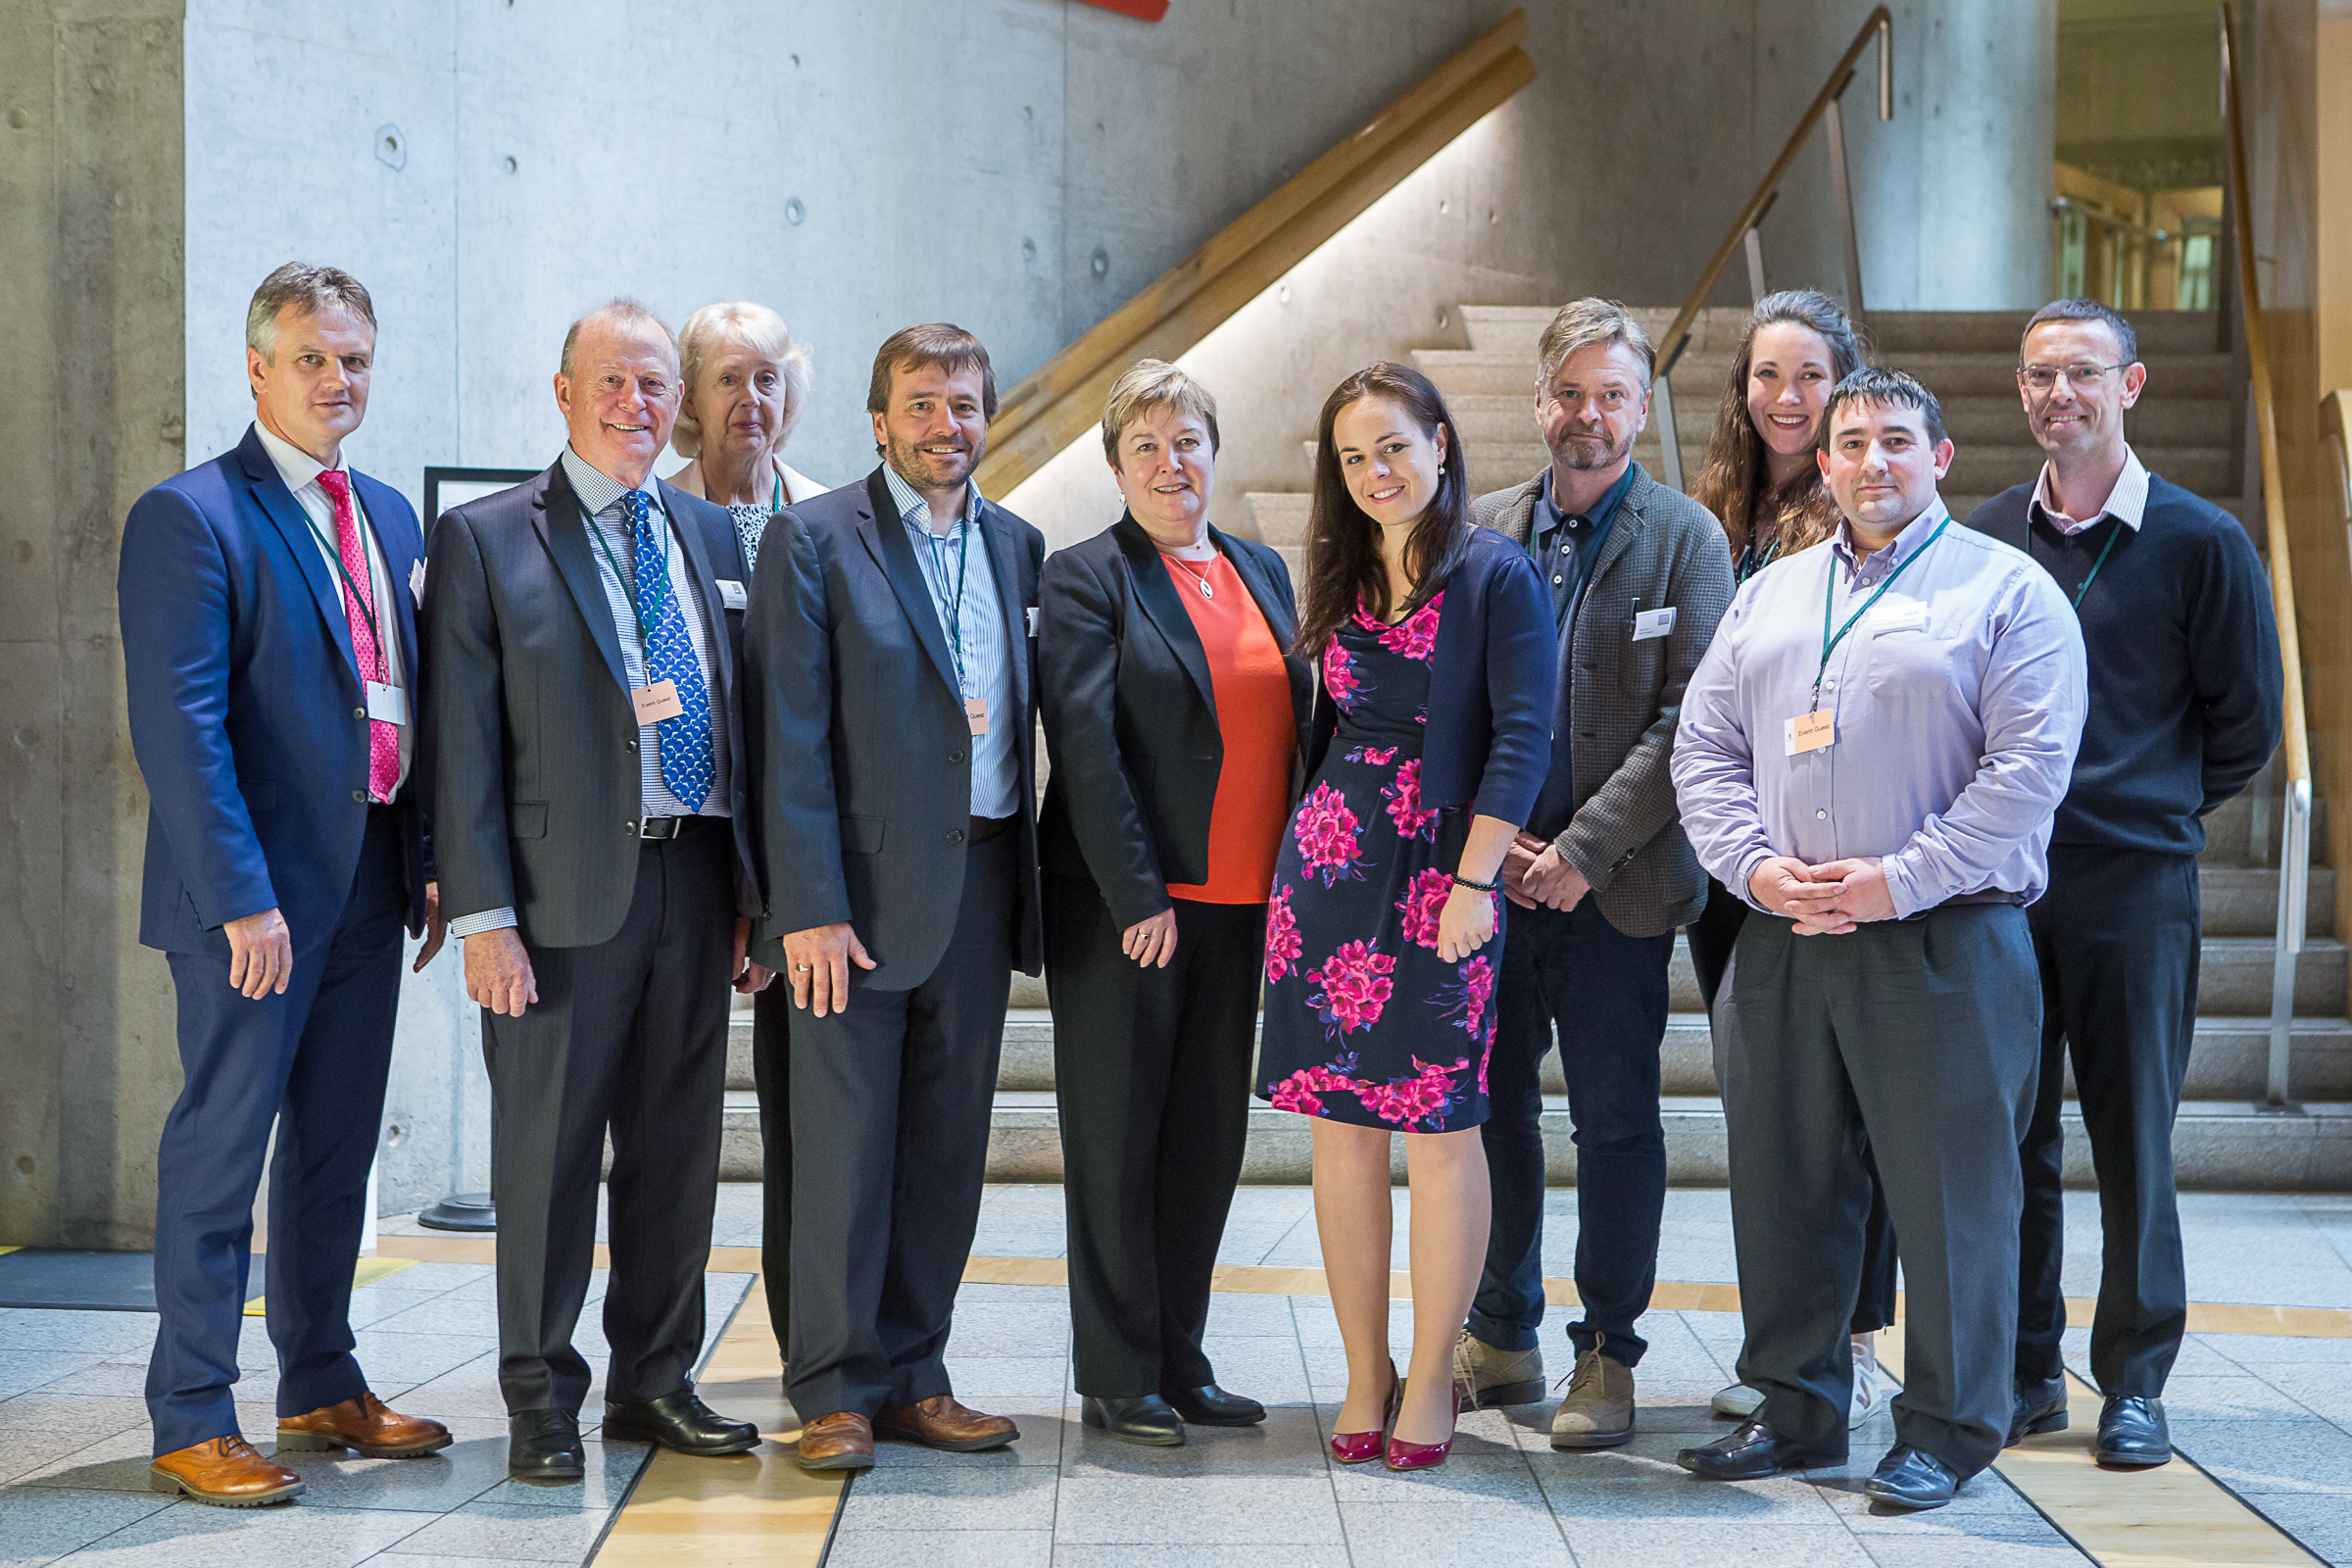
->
xmin=746 ymin=323 xmax=1046 ymax=1472
xmin=427 ymin=300 xmax=768 ymax=1483
xmin=1454 ymin=300 xmax=1736 ymax=1449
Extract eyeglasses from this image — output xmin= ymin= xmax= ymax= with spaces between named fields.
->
xmin=2019 ymin=363 xmax=2127 ymax=393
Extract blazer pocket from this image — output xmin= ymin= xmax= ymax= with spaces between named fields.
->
xmin=841 ymin=813 xmax=886 ymax=855
xmin=510 ymin=802 xmax=548 ymax=840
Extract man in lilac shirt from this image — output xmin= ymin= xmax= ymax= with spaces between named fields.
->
xmin=1670 ymin=368 xmax=2086 ymax=1510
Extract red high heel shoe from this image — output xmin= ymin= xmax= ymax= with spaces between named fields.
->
xmin=1329 ymin=1359 xmax=1401 ymax=1464
xmin=1384 ymin=1377 xmax=1460 ymax=1472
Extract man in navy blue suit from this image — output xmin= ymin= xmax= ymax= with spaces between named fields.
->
xmin=120 ymin=263 xmax=452 ymax=1507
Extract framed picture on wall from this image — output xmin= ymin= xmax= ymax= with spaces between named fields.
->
xmin=423 ymin=466 xmax=540 ymax=524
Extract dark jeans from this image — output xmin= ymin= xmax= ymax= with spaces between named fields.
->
xmin=1470 ymin=898 xmax=1672 ymax=1367
xmin=2018 ymin=847 xmax=2201 ymax=1397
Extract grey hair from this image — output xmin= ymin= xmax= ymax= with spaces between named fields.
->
xmin=245 ymin=263 xmax=376 ymax=362
xmin=1101 ymin=359 xmax=1219 ymax=464
xmin=2022 ymin=297 xmax=2138 ymax=367
xmin=1536 ymin=297 xmax=1656 ymax=387
xmin=671 ymin=302 xmax=815 ymax=460
xmin=560 ymin=298 xmax=676 ymax=379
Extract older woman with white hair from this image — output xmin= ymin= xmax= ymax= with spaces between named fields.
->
xmin=665 ymin=301 xmax=826 ymax=568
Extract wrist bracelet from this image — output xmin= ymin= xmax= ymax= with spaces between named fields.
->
xmin=1451 ymin=872 xmax=1501 ymax=893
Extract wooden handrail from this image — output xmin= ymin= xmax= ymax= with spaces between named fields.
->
xmin=2222 ymin=4 xmax=2310 ymax=792
xmin=973 ymin=10 xmax=1538 ymax=500
xmin=1651 ymin=5 xmax=1890 ymax=380
xmin=2326 ymin=389 xmax=2352 ymax=526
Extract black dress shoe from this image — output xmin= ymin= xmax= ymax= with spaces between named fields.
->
xmin=2007 ymin=1375 xmax=2070 ymax=1446
xmin=1080 ymin=1395 xmax=1186 ymax=1446
xmin=1678 ymin=1420 xmax=1841 ymax=1480
xmin=603 ymin=1388 xmax=760 ymax=1455
xmin=1863 ymin=1444 xmax=1959 ymax=1510
xmin=509 ymin=1408 xmax=585 ymax=1483
xmin=1161 ymin=1384 xmax=1266 ymax=1427
xmin=2095 ymin=1395 xmax=2171 ymax=1468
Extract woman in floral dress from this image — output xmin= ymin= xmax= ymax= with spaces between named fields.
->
xmin=1258 ymin=364 xmax=1554 ymax=1469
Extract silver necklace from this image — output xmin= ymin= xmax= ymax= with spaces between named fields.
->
xmin=1168 ymin=553 xmax=1215 ymax=598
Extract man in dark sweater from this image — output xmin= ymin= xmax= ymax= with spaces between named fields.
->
xmin=1967 ymin=299 xmax=2281 ymax=1470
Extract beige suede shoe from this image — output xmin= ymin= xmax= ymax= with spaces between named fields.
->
xmin=1550 ymin=1345 xmax=1636 ymax=1449
xmin=1452 ymin=1329 xmax=1545 ymax=1408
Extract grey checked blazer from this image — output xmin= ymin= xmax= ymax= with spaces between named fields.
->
xmin=1472 ymin=464 xmax=1735 ymax=940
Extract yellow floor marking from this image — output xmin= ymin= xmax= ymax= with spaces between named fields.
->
xmin=243 ymin=1254 xmax=416 ymax=1316
xmin=1880 ymin=1323 xmax=2323 ymax=1567
xmin=593 ymin=1278 xmax=845 ymax=1568
xmin=0 ymin=1247 xmax=18 ymax=1257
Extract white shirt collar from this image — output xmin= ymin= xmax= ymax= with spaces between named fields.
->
xmin=2031 ymin=446 xmax=2148 ymax=535
xmin=252 ymin=418 xmax=346 ymax=498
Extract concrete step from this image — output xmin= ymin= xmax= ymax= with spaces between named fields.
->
xmin=1866 ymin=309 xmax=2226 ymax=357
xmin=710 ymin=1088 xmax=2352 ymax=1191
xmin=2203 ymin=787 xmax=2329 ymax=868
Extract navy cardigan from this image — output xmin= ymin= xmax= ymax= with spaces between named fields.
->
xmin=1305 ymin=526 xmax=1556 ymax=826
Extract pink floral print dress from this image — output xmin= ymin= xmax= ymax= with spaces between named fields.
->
xmin=1257 ymin=593 xmax=1499 ymax=1133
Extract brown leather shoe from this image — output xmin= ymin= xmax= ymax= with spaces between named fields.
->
xmin=278 ymin=1390 xmax=453 ymax=1458
xmin=796 ymin=1411 xmax=876 ymax=1472
xmin=149 ymin=1436 xmax=304 ymax=1507
xmin=874 ymin=1394 xmax=1018 ymax=1452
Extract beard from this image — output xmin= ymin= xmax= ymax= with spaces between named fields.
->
xmin=885 ymin=429 xmax=982 ymax=494
xmin=1548 ymin=423 xmax=1634 ymax=471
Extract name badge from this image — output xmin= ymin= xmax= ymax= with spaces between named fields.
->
xmin=632 ymin=680 xmax=685 ymax=723
xmin=1025 ymin=606 xmax=1039 ymax=637
xmin=365 ymin=680 xmax=411 ymax=725
xmin=965 ymin=696 xmax=990 ymax=735
xmin=409 ymin=560 xmax=427 ymax=607
xmin=716 ymin=579 xmax=748 ymax=611
xmin=1785 ymin=710 xmax=1835 ymax=757
xmin=1868 ymin=598 xmax=1928 ymax=631
xmin=1632 ymin=607 xmax=1677 ymax=642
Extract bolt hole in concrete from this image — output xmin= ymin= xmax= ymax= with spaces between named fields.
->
xmin=375 ymin=123 xmax=405 ymax=171
xmin=786 ymin=197 xmax=805 ymax=225
xmin=503 ymin=155 xmax=517 ymax=172
xmin=1091 ymin=246 xmax=1109 ymax=277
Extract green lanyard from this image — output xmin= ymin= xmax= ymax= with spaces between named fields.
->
xmin=588 ymin=501 xmax=672 ymax=645
xmin=1738 ymin=531 xmax=1782 ymax=584
xmin=2069 ymin=519 xmax=2123 ymax=610
xmin=1815 ymin=514 xmax=1950 ymax=707
xmin=916 ymin=514 xmax=975 ymax=694
xmin=771 ymin=467 xmax=785 ymax=514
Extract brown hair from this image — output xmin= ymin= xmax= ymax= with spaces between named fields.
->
xmin=866 ymin=322 xmax=997 ymax=420
xmin=1690 ymin=290 xmax=1866 ymax=566
xmin=1295 ymin=363 xmax=1473 ymax=656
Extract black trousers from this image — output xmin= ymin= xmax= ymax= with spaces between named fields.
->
xmin=1728 ymin=906 xmax=2038 ymax=1479
xmin=786 ymin=834 xmax=1015 ymax=1421
xmin=2017 ymin=847 xmax=2201 ymax=1397
xmin=752 ymin=983 xmax=792 ymax=1360
xmin=1474 ymin=898 xmax=1672 ymax=1365
xmin=1690 ymin=873 xmax=1899 ymax=1336
xmin=1046 ymin=879 xmax=1262 ymax=1397
xmin=481 ymin=827 xmax=734 ymax=1416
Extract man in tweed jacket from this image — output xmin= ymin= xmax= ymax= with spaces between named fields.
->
xmin=1454 ymin=301 xmax=1735 ymax=1450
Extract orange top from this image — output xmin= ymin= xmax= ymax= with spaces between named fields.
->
xmin=1161 ymin=553 xmax=1297 ymax=905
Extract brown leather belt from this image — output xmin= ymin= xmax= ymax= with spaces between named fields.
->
xmin=968 ymin=812 xmax=1017 ymax=844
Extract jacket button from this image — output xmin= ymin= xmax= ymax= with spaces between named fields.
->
xmin=948 ymin=829 xmax=965 ymax=845
xmin=354 ymin=707 xmax=368 ymax=720
xmin=626 ymin=739 xmax=639 ymax=753
xmin=352 ymin=790 xmax=366 ymax=803
xmin=949 ymin=750 xmax=965 ymax=763
xmin=625 ymin=819 xmax=638 ymax=833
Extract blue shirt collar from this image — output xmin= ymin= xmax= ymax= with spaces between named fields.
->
xmin=1535 ymin=462 xmax=1638 ymax=540
xmin=562 ymin=445 xmax=664 ymax=521
xmin=882 ymin=463 xmax=982 ymax=537
xmin=1834 ymin=496 xmax=1951 ymax=573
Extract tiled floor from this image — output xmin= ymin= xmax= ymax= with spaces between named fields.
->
xmin=5 ymin=1187 xmax=2351 ymax=1565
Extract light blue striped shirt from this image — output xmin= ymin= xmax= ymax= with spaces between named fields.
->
xmin=882 ymin=466 xmax=1020 ymax=819
xmin=449 ymin=449 xmax=730 ymax=941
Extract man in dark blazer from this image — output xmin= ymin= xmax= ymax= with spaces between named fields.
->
xmin=1968 ymin=300 xmax=2281 ymax=1467
xmin=122 ymin=263 xmax=450 ymax=1506
xmin=747 ymin=324 xmax=1045 ymax=1472
xmin=1457 ymin=300 xmax=1736 ymax=1449
xmin=427 ymin=300 xmax=767 ymax=1483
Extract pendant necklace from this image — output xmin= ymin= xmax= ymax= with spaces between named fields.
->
xmin=1169 ymin=553 xmax=1215 ymax=598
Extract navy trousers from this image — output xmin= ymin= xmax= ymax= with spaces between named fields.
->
xmin=1471 ymin=897 xmax=1672 ymax=1366
xmin=147 ymin=806 xmax=406 ymax=1455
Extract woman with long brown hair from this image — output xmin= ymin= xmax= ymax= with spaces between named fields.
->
xmin=1684 ymin=289 xmax=1893 ymax=1432
xmin=1256 ymin=364 xmax=1553 ymax=1471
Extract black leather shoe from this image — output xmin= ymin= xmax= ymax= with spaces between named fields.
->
xmin=1161 ymin=1384 xmax=1266 ymax=1427
xmin=602 ymin=1388 xmax=760 ymax=1455
xmin=1081 ymin=1395 xmax=1186 ymax=1446
xmin=508 ymin=1408 xmax=585 ymax=1483
xmin=1863 ymin=1444 xmax=1959 ymax=1510
xmin=2007 ymin=1375 xmax=2070 ymax=1446
xmin=2095 ymin=1395 xmax=2171 ymax=1468
xmin=1677 ymin=1420 xmax=1841 ymax=1480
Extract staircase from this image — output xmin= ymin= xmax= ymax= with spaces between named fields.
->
xmin=713 ymin=306 xmax=2350 ymax=1192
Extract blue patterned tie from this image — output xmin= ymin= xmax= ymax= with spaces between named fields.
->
xmin=622 ymin=491 xmax=714 ymax=811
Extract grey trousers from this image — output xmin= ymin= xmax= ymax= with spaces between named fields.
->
xmin=1727 ymin=905 xmax=2039 ymax=1478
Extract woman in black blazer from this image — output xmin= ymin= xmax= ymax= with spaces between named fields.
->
xmin=1038 ymin=361 xmax=1313 ymax=1446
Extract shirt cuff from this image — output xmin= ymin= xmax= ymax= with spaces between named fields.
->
xmin=1879 ymin=857 xmax=1927 ymax=920
xmin=1733 ymin=849 xmax=1776 ymax=912
xmin=450 ymin=907 xmax=518 ymax=938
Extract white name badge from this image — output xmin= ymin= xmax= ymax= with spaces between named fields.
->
xmin=717 ymin=579 xmax=748 ymax=611
xmin=1025 ymin=606 xmax=1039 ymax=637
xmin=965 ymin=696 xmax=990 ymax=735
xmin=365 ymin=680 xmax=411 ymax=725
xmin=632 ymin=679 xmax=685 ymax=723
xmin=1785 ymin=710 xmax=1835 ymax=757
xmin=409 ymin=559 xmax=427 ymax=606
xmin=1868 ymin=598 xmax=1928 ymax=631
xmin=1632 ymin=607 xmax=1678 ymax=642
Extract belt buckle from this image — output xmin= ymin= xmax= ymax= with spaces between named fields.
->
xmin=638 ymin=815 xmax=680 ymax=841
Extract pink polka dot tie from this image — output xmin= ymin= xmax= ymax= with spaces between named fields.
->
xmin=315 ymin=469 xmax=399 ymax=803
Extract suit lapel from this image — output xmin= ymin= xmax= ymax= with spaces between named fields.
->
xmin=858 ymin=468 xmax=963 ymax=699
xmin=1218 ymin=527 xmax=1298 ymax=649
xmin=532 ymin=463 xmax=631 ymax=694
xmin=979 ymin=498 xmax=1030 ymax=718
xmin=661 ymin=483 xmax=734 ymax=701
xmin=239 ymin=430 xmax=360 ymax=678
xmin=1115 ymin=515 xmax=1217 ymax=717
xmin=1581 ymin=468 xmax=1651 ymax=602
